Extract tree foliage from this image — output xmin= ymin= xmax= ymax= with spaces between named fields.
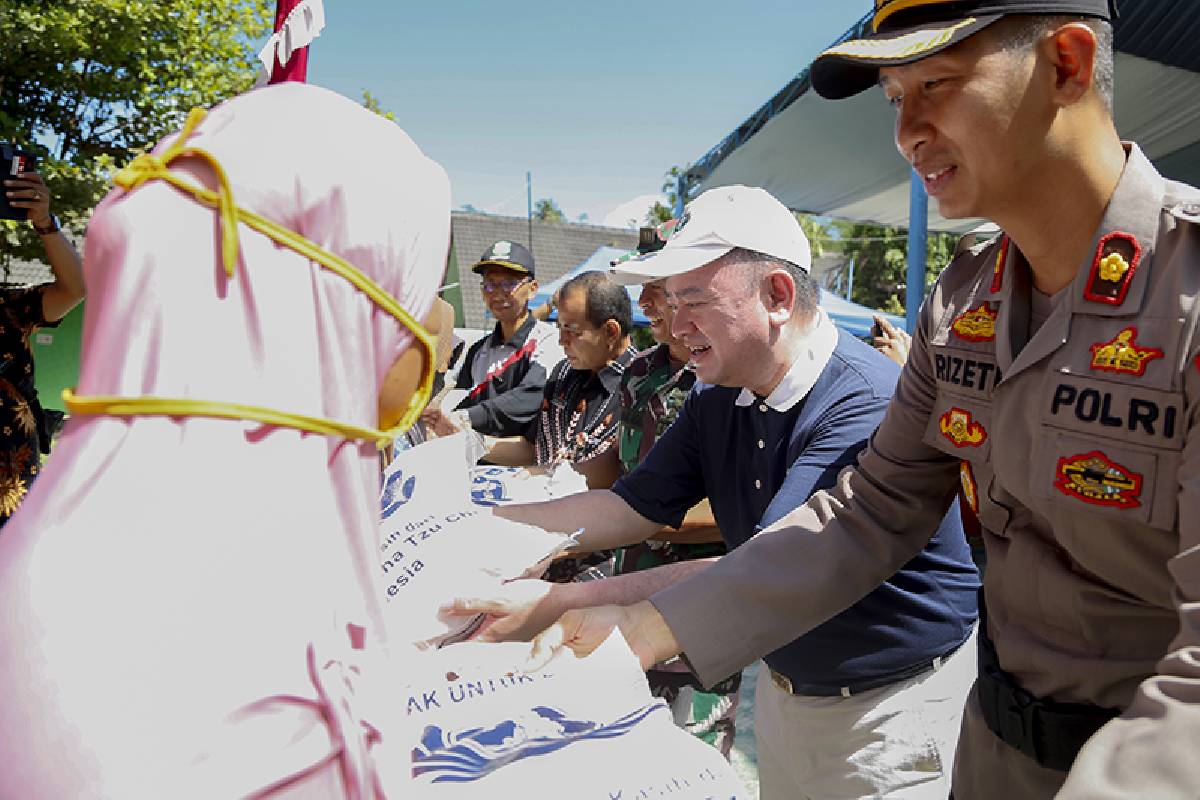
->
xmin=533 ymin=198 xmax=565 ymax=223
xmin=361 ymin=90 xmax=396 ymax=122
xmin=644 ymin=164 xmax=690 ymax=226
xmin=803 ymin=215 xmax=958 ymax=314
xmin=645 ymin=201 xmax=673 ymax=225
xmin=0 ymin=0 xmax=271 ymax=264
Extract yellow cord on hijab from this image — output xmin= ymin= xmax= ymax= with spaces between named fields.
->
xmin=63 ymin=107 xmax=436 ymax=449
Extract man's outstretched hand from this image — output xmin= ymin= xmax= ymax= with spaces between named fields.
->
xmin=526 ymin=601 xmax=681 ymax=672
xmin=440 ymin=579 xmax=562 ymax=643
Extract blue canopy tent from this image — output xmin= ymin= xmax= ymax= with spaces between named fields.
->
xmin=530 ymin=246 xmax=650 ymax=326
xmin=531 ymin=245 xmax=902 ymax=338
xmin=819 ymin=290 xmax=903 ymax=339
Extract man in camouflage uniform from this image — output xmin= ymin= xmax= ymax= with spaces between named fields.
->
xmin=612 ymin=229 xmax=738 ymax=756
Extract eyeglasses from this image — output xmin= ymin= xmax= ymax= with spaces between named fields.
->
xmin=481 ymin=277 xmax=530 ymax=294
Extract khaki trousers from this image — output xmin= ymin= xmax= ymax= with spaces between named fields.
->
xmin=755 ymin=627 xmax=977 ymax=799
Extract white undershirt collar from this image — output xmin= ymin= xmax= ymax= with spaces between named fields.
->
xmin=734 ymin=310 xmax=838 ymax=413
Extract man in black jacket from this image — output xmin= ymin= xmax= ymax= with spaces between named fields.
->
xmin=424 ymin=241 xmax=564 ymax=437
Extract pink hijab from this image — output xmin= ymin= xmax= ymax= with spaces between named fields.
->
xmin=0 ymin=83 xmax=449 ymax=797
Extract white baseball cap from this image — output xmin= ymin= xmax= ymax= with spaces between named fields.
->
xmin=610 ymin=185 xmax=811 ymax=285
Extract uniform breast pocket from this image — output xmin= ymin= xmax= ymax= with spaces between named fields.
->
xmin=1031 ymin=428 xmax=1179 ymax=529
xmin=1034 ymin=373 xmax=1182 ymax=529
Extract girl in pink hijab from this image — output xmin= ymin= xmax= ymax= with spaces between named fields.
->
xmin=0 ymin=83 xmax=450 ymax=798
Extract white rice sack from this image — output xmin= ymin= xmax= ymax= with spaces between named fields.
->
xmin=380 ymin=433 xmax=573 ymax=646
xmin=379 ymin=633 xmax=745 ymax=799
xmin=469 ymin=462 xmax=588 ymax=507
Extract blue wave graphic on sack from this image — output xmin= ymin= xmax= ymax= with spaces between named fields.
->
xmin=381 ymin=470 xmax=417 ymax=519
xmin=470 ymin=468 xmax=513 ymax=507
xmin=411 ymin=702 xmax=665 ymax=783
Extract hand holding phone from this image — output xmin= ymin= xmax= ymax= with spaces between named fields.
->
xmin=0 ymin=144 xmax=40 ymax=221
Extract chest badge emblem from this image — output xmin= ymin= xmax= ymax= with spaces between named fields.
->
xmin=950 ymin=302 xmax=997 ymax=342
xmin=1054 ymin=451 xmax=1142 ymax=509
xmin=1089 ymin=327 xmax=1164 ymax=377
xmin=939 ymin=407 xmax=987 ymax=448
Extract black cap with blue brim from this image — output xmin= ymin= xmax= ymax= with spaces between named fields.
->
xmin=811 ymin=0 xmax=1117 ymax=100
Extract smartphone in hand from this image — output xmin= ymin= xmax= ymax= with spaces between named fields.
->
xmin=0 ymin=144 xmax=39 ymax=220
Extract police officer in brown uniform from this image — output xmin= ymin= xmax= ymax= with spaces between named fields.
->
xmin=527 ymin=1 xmax=1200 ymax=797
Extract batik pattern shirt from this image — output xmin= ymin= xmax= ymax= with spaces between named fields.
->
xmin=527 ymin=345 xmax=637 ymax=467
xmin=0 ymin=286 xmax=56 ymax=524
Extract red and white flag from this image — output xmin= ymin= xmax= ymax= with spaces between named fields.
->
xmin=258 ymin=0 xmax=325 ymax=84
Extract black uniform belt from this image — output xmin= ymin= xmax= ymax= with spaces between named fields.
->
xmin=976 ymin=620 xmax=1119 ymax=772
xmin=769 ymin=635 xmax=967 ymax=698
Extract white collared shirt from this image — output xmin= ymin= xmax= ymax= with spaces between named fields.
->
xmin=734 ymin=310 xmax=839 ymax=412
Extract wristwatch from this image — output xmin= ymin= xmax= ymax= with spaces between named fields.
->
xmin=31 ymin=215 xmax=60 ymax=235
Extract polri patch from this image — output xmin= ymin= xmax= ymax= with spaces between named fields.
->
xmin=1054 ymin=450 xmax=1142 ymax=509
xmin=1089 ymin=327 xmax=1163 ymax=376
xmin=939 ymin=407 xmax=987 ymax=448
xmin=1084 ymin=232 xmax=1140 ymax=306
xmin=951 ymin=302 xmax=997 ymax=343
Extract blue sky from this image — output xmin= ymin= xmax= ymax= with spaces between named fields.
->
xmin=308 ymin=2 xmax=865 ymax=228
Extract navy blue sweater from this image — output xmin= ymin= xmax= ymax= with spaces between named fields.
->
xmin=614 ymin=329 xmax=978 ymax=688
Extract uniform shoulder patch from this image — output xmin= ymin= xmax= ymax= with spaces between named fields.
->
xmin=939 ymin=407 xmax=987 ymax=448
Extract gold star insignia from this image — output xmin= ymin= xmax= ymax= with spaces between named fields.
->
xmin=1098 ymin=252 xmax=1129 ymax=282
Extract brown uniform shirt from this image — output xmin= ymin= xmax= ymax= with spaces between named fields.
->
xmin=652 ymin=145 xmax=1200 ymax=798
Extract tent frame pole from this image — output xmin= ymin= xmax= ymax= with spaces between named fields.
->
xmin=906 ymin=171 xmax=928 ymax=334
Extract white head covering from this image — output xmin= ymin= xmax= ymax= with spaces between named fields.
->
xmin=0 ymin=83 xmax=450 ymax=797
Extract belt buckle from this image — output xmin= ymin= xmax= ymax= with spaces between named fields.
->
xmin=770 ymin=668 xmax=794 ymax=695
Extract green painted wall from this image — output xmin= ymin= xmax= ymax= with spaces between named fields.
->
xmin=31 ymin=301 xmax=83 ymax=412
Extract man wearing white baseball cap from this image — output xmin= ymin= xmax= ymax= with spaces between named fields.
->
xmin=448 ymin=185 xmax=979 ymax=798
xmin=607 ymin=184 xmax=814 ymax=284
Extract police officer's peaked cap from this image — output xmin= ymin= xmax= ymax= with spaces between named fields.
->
xmin=811 ymin=0 xmax=1118 ymax=100
xmin=472 ymin=240 xmax=536 ymax=277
